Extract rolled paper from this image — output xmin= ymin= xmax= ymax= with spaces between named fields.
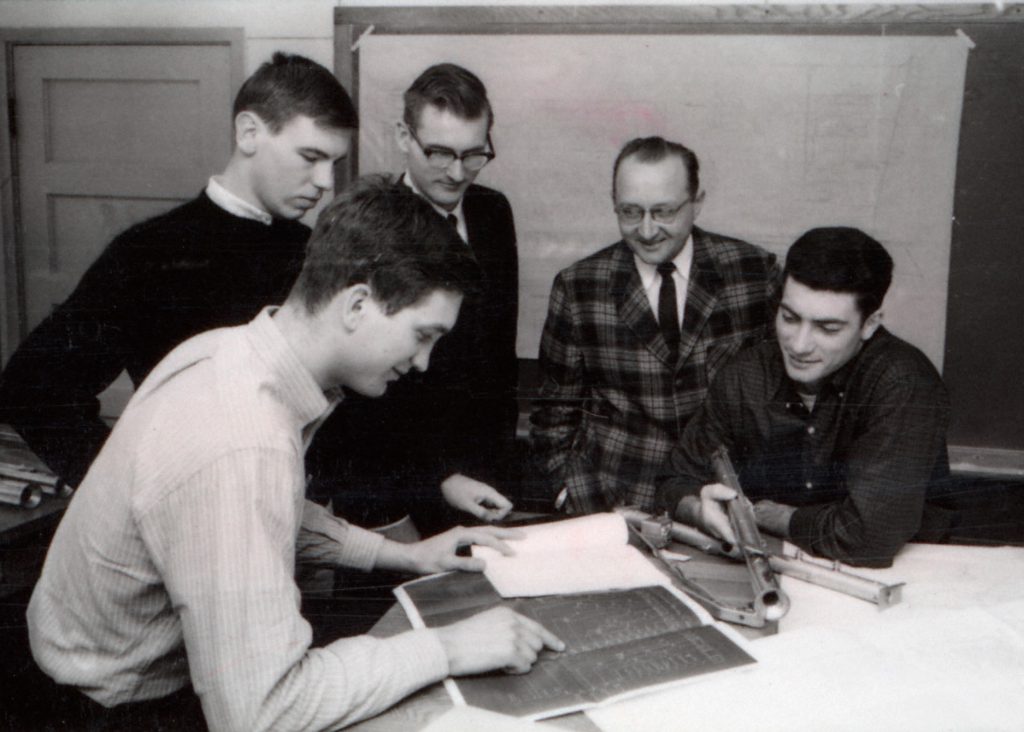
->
xmin=0 ymin=477 xmax=43 ymax=508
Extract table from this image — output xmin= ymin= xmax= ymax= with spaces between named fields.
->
xmin=0 ymin=497 xmax=68 ymax=594
xmin=589 ymin=542 xmax=1024 ymax=732
xmin=349 ymin=542 xmax=1024 ymax=731
xmin=0 ymin=427 xmax=67 ymax=597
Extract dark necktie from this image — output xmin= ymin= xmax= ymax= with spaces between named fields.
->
xmin=657 ymin=261 xmax=680 ymax=360
xmin=446 ymin=213 xmax=459 ymax=229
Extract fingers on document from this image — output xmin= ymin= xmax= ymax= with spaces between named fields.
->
xmin=520 ymin=614 xmax=565 ymax=653
xmin=448 ymin=555 xmax=487 ymax=572
xmin=442 ymin=607 xmax=565 ymax=676
xmin=456 ymin=526 xmax=524 ymax=556
xmin=505 ymin=612 xmax=565 ymax=673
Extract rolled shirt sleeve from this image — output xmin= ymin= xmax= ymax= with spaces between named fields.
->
xmin=299 ymin=499 xmax=384 ymax=571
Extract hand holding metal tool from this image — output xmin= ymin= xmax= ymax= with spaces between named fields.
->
xmin=619 ymin=503 xmax=782 ymax=628
xmin=707 ymin=447 xmax=904 ymax=609
xmin=709 ymin=446 xmax=790 ymax=624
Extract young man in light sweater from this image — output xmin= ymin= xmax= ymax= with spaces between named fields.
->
xmin=27 ymin=176 xmax=563 ymax=731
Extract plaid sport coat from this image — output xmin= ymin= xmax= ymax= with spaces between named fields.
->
xmin=530 ymin=226 xmax=780 ymax=513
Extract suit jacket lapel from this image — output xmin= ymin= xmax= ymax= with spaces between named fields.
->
xmin=678 ymin=227 xmax=724 ymax=363
xmin=398 ymin=171 xmax=476 ymax=250
xmin=611 ymin=243 xmax=676 ymax=367
xmin=462 ymin=187 xmax=481 ymax=250
xmin=460 ymin=186 xmax=488 ymax=258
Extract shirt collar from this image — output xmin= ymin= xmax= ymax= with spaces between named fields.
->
xmin=248 ymin=307 xmax=340 ymax=428
xmin=826 ymin=328 xmax=886 ymax=395
xmin=400 ymin=171 xmax=466 ymax=234
xmin=206 ymin=176 xmax=274 ymax=226
xmin=770 ymin=329 xmax=883 ymax=403
xmin=633 ymin=234 xmax=695 ymax=290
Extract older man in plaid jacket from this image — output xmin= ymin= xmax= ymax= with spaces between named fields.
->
xmin=530 ymin=136 xmax=780 ymax=513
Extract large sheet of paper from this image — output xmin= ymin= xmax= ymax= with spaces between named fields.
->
xmin=586 ymin=543 xmax=1024 ymax=731
xmin=395 ymin=571 xmax=755 ymax=720
xmin=471 ymin=512 xmax=668 ymax=596
xmin=359 ymin=34 xmax=969 ymax=369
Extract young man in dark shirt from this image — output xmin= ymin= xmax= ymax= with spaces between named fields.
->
xmin=657 ymin=227 xmax=953 ymax=568
xmin=0 ymin=53 xmax=355 ymax=488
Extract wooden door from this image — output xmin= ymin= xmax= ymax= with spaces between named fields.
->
xmin=10 ymin=41 xmax=235 ymax=415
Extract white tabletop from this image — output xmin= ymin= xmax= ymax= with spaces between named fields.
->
xmin=587 ymin=543 xmax=1024 ymax=731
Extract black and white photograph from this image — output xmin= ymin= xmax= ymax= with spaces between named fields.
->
xmin=1 ymin=1 xmax=1022 ymax=730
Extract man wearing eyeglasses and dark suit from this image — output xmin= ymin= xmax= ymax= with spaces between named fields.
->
xmin=308 ymin=64 xmax=519 ymax=534
xmin=530 ymin=136 xmax=780 ymax=514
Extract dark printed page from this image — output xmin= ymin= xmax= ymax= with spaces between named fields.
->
xmin=399 ymin=571 xmax=504 ymax=625
xmin=452 ymin=586 xmax=754 ymax=719
xmin=511 ymin=585 xmax=705 ymax=647
xmin=549 ymin=625 xmax=755 ymax=709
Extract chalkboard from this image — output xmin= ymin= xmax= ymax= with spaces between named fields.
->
xmin=335 ymin=5 xmax=1024 ymax=463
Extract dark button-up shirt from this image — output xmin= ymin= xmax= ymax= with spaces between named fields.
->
xmin=656 ymin=327 xmax=952 ymax=568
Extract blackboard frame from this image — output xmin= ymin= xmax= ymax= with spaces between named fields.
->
xmin=334 ymin=4 xmax=1024 ymax=472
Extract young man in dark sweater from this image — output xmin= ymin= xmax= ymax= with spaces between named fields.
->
xmin=0 ymin=52 xmax=355 ymax=488
xmin=309 ymin=63 xmax=521 ymax=534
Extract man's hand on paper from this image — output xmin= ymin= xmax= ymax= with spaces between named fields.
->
xmin=399 ymin=525 xmax=524 ymax=574
xmin=436 ymin=606 xmax=565 ymax=676
xmin=676 ymin=483 xmax=738 ymax=545
xmin=441 ymin=474 xmax=513 ymax=522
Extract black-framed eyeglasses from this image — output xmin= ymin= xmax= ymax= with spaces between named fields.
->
xmin=614 ymin=200 xmax=691 ymax=225
xmin=407 ymin=126 xmax=496 ymax=172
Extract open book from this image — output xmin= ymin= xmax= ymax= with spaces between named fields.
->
xmin=470 ymin=512 xmax=671 ymax=597
xmin=395 ymin=514 xmax=756 ymax=720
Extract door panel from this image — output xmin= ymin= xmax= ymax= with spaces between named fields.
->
xmin=46 ymin=78 xmax=207 ymax=168
xmin=13 ymin=42 xmax=234 ymax=416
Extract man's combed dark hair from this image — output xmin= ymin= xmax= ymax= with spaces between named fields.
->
xmin=612 ymin=136 xmax=700 ymax=200
xmin=293 ymin=175 xmax=480 ymax=315
xmin=403 ymin=63 xmax=493 ymax=131
xmin=233 ymin=52 xmax=358 ymax=133
xmin=784 ymin=227 xmax=894 ymax=318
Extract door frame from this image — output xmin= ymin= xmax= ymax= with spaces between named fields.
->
xmin=0 ymin=27 xmax=244 ymax=365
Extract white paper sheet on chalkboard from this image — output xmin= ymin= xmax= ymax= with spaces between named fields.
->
xmin=358 ymin=34 xmax=968 ymax=369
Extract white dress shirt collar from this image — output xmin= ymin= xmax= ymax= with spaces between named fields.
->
xmin=633 ymin=234 xmax=695 ymax=327
xmin=206 ymin=176 xmax=274 ymax=226
xmin=400 ymin=172 xmax=467 ymax=242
